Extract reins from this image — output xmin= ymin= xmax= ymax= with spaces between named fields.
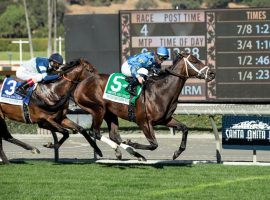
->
xmin=60 ymin=60 xmax=90 ymax=84
xmin=62 ymin=74 xmax=80 ymax=84
xmin=165 ymin=68 xmax=188 ymax=79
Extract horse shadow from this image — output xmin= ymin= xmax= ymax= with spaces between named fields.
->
xmin=5 ymin=158 xmax=211 ymax=169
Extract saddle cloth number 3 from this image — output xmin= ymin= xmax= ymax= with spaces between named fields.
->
xmin=4 ymin=79 xmax=17 ymax=95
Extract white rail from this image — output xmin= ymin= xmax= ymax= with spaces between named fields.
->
xmin=172 ymin=103 xmax=270 ymax=163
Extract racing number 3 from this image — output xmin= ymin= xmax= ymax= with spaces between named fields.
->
xmin=5 ymin=80 xmax=17 ymax=95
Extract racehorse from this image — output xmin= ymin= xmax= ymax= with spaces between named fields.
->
xmin=73 ymin=52 xmax=216 ymax=161
xmin=0 ymin=58 xmax=102 ymax=164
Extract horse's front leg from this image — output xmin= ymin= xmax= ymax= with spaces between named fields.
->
xmin=43 ymin=117 xmax=71 ymax=150
xmin=165 ymin=117 xmax=188 ymax=160
xmin=60 ymin=117 xmax=102 ymax=157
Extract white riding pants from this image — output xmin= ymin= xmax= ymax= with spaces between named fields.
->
xmin=121 ymin=61 xmax=149 ymax=77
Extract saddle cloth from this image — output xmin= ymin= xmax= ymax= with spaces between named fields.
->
xmin=0 ymin=78 xmax=35 ymax=105
xmin=103 ymin=73 xmax=142 ymax=105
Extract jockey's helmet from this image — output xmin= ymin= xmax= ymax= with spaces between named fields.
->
xmin=49 ymin=53 xmax=63 ymax=65
xmin=157 ymin=47 xmax=169 ymax=61
xmin=49 ymin=53 xmax=63 ymax=70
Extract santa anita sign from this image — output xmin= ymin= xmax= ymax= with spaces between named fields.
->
xmin=222 ymin=116 xmax=270 ymax=150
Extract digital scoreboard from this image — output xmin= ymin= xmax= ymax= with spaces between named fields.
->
xmin=120 ymin=8 xmax=270 ymax=102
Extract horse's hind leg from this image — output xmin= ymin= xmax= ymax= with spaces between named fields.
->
xmin=60 ymin=117 xmax=103 ymax=157
xmin=75 ymin=100 xmax=121 ymax=158
xmin=0 ymin=118 xmax=40 ymax=154
xmin=104 ymin=111 xmax=122 ymax=159
xmin=165 ymin=117 xmax=188 ymax=160
xmin=104 ymin=111 xmax=122 ymax=143
xmin=0 ymin=137 xmax=10 ymax=164
xmin=104 ymin=111 xmax=147 ymax=161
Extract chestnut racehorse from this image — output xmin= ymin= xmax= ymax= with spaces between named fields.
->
xmin=0 ymin=58 xmax=102 ymax=164
xmin=73 ymin=52 xmax=216 ymax=161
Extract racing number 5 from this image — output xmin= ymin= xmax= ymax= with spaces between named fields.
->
xmin=111 ymin=76 xmax=125 ymax=92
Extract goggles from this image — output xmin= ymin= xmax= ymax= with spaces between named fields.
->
xmin=158 ymin=55 xmax=169 ymax=61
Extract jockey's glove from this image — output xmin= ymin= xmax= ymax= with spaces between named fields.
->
xmin=43 ymin=74 xmax=60 ymax=82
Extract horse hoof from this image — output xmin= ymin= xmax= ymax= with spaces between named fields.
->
xmin=43 ymin=142 xmax=54 ymax=148
xmin=115 ymin=147 xmax=122 ymax=160
xmin=122 ymin=139 xmax=131 ymax=145
xmin=173 ymin=151 xmax=180 ymax=160
xmin=138 ymin=156 xmax=147 ymax=162
xmin=31 ymin=148 xmax=40 ymax=154
xmin=95 ymin=149 xmax=103 ymax=157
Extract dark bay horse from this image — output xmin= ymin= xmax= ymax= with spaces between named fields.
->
xmin=0 ymin=58 xmax=102 ymax=164
xmin=73 ymin=52 xmax=215 ymax=161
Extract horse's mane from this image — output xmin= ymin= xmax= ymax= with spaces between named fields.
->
xmin=61 ymin=58 xmax=82 ymax=72
xmin=148 ymin=53 xmax=185 ymax=81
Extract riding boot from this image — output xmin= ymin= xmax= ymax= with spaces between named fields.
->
xmin=125 ymin=78 xmax=139 ymax=96
xmin=15 ymin=79 xmax=34 ymax=96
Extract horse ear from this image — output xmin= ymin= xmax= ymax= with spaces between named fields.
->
xmin=172 ymin=51 xmax=183 ymax=64
xmin=172 ymin=50 xmax=179 ymax=60
xmin=178 ymin=51 xmax=185 ymax=59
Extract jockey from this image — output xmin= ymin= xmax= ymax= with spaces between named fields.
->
xmin=121 ymin=47 xmax=169 ymax=96
xmin=15 ymin=53 xmax=63 ymax=96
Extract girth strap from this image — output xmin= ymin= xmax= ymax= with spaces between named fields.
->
xmin=22 ymin=103 xmax=32 ymax=124
xmin=128 ymin=98 xmax=136 ymax=122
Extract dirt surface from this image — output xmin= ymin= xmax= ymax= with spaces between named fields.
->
xmin=2 ymin=132 xmax=270 ymax=164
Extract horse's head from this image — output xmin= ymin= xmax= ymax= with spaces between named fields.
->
xmin=170 ymin=52 xmax=215 ymax=82
xmin=60 ymin=58 xmax=98 ymax=82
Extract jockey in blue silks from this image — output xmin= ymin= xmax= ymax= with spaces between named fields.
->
xmin=15 ymin=53 xmax=63 ymax=96
xmin=121 ymin=47 xmax=169 ymax=96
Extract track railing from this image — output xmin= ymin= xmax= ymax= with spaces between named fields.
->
xmin=173 ymin=103 xmax=270 ymax=163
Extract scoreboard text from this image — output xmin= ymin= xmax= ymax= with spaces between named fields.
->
xmin=120 ymin=8 xmax=270 ymax=102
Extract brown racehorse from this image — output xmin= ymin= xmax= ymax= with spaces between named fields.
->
xmin=73 ymin=52 xmax=216 ymax=161
xmin=0 ymin=58 xmax=102 ymax=164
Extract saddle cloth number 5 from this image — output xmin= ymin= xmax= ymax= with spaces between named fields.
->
xmin=110 ymin=76 xmax=125 ymax=93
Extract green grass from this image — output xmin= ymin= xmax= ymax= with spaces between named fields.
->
xmin=5 ymin=118 xmax=38 ymax=134
xmin=102 ymin=114 xmax=222 ymax=132
xmin=1 ymin=161 xmax=270 ymax=199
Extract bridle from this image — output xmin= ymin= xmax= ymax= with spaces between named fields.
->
xmin=183 ymin=55 xmax=209 ymax=79
xmin=166 ymin=55 xmax=209 ymax=79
